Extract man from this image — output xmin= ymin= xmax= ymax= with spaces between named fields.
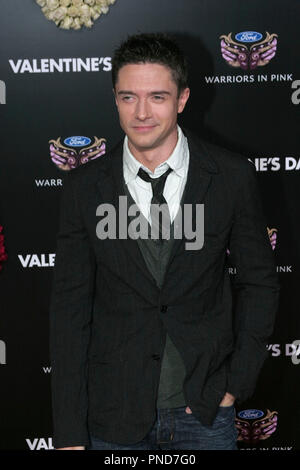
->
xmin=49 ymin=33 xmax=280 ymax=450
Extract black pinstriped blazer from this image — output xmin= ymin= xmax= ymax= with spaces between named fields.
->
xmin=49 ymin=129 xmax=280 ymax=448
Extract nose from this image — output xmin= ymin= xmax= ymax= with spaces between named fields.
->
xmin=135 ymin=98 xmax=151 ymax=121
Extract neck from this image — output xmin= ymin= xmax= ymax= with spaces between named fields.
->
xmin=127 ymin=127 xmax=178 ymax=173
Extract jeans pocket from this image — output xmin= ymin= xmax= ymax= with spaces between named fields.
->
xmin=213 ymin=404 xmax=235 ymax=426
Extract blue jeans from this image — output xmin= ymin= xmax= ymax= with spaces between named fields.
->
xmin=88 ymin=405 xmax=238 ymax=450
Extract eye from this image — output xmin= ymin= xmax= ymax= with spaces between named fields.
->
xmin=122 ymin=95 xmax=135 ymax=102
xmin=152 ymin=95 xmax=164 ymax=101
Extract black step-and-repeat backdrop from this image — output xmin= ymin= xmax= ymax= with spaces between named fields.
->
xmin=0 ymin=0 xmax=299 ymax=451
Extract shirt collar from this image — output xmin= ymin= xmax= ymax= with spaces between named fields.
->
xmin=123 ymin=125 xmax=188 ymax=185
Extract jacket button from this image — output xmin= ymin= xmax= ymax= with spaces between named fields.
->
xmin=151 ymin=354 xmax=160 ymax=360
xmin=160 ymin=305 xmax=168 ymax=313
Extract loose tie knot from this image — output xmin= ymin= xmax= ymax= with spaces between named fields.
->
xmin=137 ymin=166 xmax=173 ymax=203
xmin=137 ymin=166 xmax=173 ymax=242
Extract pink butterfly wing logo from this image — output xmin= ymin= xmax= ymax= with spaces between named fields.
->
xmin=235 ymin=409 xmax=278 ymax=444
xmin=267 ymin=227 xmax=278 ymax=250
xmin=249 ymin=33 xmax=278 ymax=70
xmin=220 ymin=33 xmax=250 ymax=70
xmin=49 ymin=136 xmax=106 ymax=171
xmin=220 ymin=32 xmax=278 ymax=70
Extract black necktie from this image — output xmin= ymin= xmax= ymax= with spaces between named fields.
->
xmin=137 ymin=166 xmax=173 ymax=242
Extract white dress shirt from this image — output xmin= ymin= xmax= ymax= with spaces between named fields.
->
xmin=123 ymin=126 xmax=190 ymax=225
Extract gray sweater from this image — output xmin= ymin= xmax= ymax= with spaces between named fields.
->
xmin=124 ymin=183 xmax=186 ymax=408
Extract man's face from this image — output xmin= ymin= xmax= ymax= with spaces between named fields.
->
xmin=114 ymin=63 xmax=190 ymax=153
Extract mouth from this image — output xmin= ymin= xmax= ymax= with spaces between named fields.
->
xmin=132 ymin=125 xmax=157 ymax=132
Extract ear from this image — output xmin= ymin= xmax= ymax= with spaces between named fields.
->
xmin=177 ymin=87 xmax=190 ymax=114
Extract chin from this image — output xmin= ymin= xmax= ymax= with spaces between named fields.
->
xmin=129 ymin=134 xmax=159 ymax=150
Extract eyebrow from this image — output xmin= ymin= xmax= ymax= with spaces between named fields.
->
xmin=117 ymin=90 xmax=171 ymax=96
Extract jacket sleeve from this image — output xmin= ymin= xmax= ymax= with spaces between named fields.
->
xmin=226 ymin=159 xmax=280 ymax=402
xmin=49 ymin=171 xmax=96 ymax=448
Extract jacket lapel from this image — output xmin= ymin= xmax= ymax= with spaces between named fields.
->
xmin=163 ymin=130 xmax=219 ymax=277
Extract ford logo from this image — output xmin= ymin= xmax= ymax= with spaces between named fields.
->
xmin=64 ymin=136 xmax=91 ymax=147
xmin=235 ymin=31 xmax=263 ymax=43
xmin=238 ymin=409 xmax=264 ymax=420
